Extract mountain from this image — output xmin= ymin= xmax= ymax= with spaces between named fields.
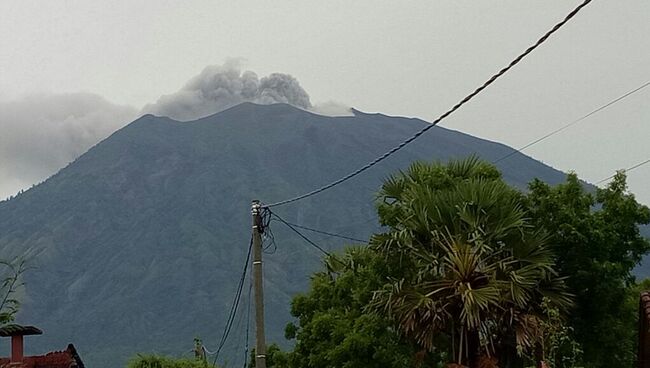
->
xmin=0 ymin=103 xmax=574 ymax=367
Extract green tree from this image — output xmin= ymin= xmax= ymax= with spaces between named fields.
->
xmin=248 ymin=344 xmax=290 ymax=368
xmin=127 ymin=354 xmax=211 ymax=368
xmin=276 ymin=246 xmax=443 ymax=368
xmin=526 ymin=172 xmax=650 ymax=368
xmin=519 ymin=297 xmax=583 ymax=368
xmin=371 ymin=158 xmax=571 ymax=368
xmin=0 ymin=259 xmax=26 ymax=325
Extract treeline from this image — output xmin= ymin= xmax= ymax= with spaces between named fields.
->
xmin=259 ymin=157 xmax=650 ymax=368
xmin=124 ymin=157 xmax=650 ymax=368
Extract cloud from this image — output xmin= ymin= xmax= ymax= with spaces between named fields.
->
xmin=0 ymin=62 xmax=352 ymax=198
xmin=142 ymin=60 xmax=313 ymax=121
xmin=311 ymin=101 xmax=354 ymax=117
xmin=0 ymin=93 xmax=137 ymax=199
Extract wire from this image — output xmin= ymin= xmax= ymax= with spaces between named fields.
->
xmin=269 ymin=210 xmax=354 ymax=270
xmin=270 ymin=211 xmax=333 ymax=257
xmin=493 ymin=80 xmax=650 ymax=164
xmin=203 ymin=345 xmax=218 ymax=356
xmin=266 ymin=0 xmax=594 ymax=208
xmin=259 ymin=208 xmax=278 ymax=254
xmin=263 ymin=227 xmax=278 ymax=254
xmin=596 ymin=158 xmax=650 ymax=185
xmin=276 ymin=221 xmax=368 ymax=243
xmin=212 ymin=237 xmax=253 ymax=366
xmin=263 ymin=218 xmax=278 ymax=255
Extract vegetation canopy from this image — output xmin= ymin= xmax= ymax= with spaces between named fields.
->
xmin=371 ymin=157 xmax=571 ymax=367
xmin=272 ymin=157 xmax=650 ymax=368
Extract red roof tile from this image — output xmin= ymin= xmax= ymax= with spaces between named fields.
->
xmin=0 ymin=344 xmax=84 ymax=368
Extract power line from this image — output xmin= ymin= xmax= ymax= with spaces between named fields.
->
xmin=269 ymin=210 xmax=354 ymax=270
xmin=212 ymin=237 xmax=253 ymax=366
xmin=224 ymin=281 xmax=250 ymax=364
xmin=494 ymin=80 xmax=650 ymax=164
xmin=274 ymin=221 xmax=368 ymax=243
xmin=269 ymin=211 xmax=333 ymax=257
xmin=596 ymin=158 xmax=650 ymax=185
xmin=266 ymin=0 xmax=594 ymax=208
xmin=261 ymin=209 xmax=278 ymax=254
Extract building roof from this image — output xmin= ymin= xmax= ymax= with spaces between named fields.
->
xmin=0 ymin=344 xmax=84 ymax=368
xmin=0 ymin=325 xmax=43 ymax=337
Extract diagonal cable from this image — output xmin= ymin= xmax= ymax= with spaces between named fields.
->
xmin=212 ymin=237 xmax=252 ymax=366
xmin=494 ymin=80 xmax=650 ymax=164
xmin=596 ymin=158 xmax=650 ymax=185
xmin=266 ymin=0 xmax=594 ymax=208
xmin=269 ymin=210 xmax=352 ymax=269
xmin=270 ymin=212 xmax=333 ymax=257
xmin=278 ymin=221 xmax=368 ymax=243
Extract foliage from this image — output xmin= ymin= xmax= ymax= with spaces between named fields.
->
xmin=0 ymin=258 xmax=26 ymax=325
xmin=248 ymin=344 xmax=289 ymax=368
xmin=272 ymin=158 xmax=650 ymax=368
xmin=274 ymin=246 xmax=444 ymax=368
xmin=127 ymin=354 xmax=211 ymax=368
xmin=526 ymin=172 xmax=650 ymax=368
xmin=0 ymin=103 xmax=574 ymax=368
xmin=520 ymin=298 xmax=582 ymax=368
xmin=371 ymin=157 xmax=571 ymax=367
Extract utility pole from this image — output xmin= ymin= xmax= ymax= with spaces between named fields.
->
xmin=251 ymin=200 xmax=266 ymax=368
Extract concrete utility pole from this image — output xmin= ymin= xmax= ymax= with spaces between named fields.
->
xmin=251 ymin=200 xmax=266 ymax=368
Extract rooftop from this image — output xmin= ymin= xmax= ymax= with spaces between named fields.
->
xmin=0 ymin=345 xmax=84 ymax=368
xmin=0 ymin=325 xmax=43 ymax=337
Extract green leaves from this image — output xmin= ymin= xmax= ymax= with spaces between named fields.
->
xmin=279 ymin=157 xmax=650 ymax=368
xmin=127 ymin=354 xmax=210 ymax=368
xmin=372 ymin=157 xmax=570 ymax=366
xmin=527 ymin=172 xmax=650 ymax=368
xmin=279 ymin=246 xmax=433 ymax=368
xmin=0 ymin=258 xmax=26 ymax=326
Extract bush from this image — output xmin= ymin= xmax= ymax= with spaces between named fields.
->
xmin=127 ymin=354 xmax=211 ymax=368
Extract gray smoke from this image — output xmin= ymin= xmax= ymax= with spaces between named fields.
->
xmin=142 ymin=61 xmax=313 ymax=121
xmin=0 ymin=63 xmax=351 ymax=199
xmin=0 ymin=93 xmax=137 ymax=199
xmin=311 ymin=101 xmax=354 ymax=117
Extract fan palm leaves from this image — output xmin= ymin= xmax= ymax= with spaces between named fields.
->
xmin=371 ymin=157 xmax=571 ymax=367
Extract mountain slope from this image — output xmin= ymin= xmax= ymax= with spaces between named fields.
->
xmin=0 ymin=103 xmax=570 ymax=367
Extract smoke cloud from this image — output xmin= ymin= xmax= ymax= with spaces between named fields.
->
xmin=0 ymin=93 xmax=137 ymax=199
xmin=0 ymin=62 xmax=352 ymax=199
xmin=311 ymin=101 xmax=354 ymax=117
xmin=142 ymin=60 xmax=313 ymax=121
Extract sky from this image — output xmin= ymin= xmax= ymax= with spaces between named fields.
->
xmin=0 ymin=1 xmax=649 ymax=203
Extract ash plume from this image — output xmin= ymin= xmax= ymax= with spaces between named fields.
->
xmin=0 ymin=93 xmax=137 ymax=199
xmin=0 ymin=62 xmax=352 ymax=199
xmin=142 ymin=60 xmax=313 ymax=121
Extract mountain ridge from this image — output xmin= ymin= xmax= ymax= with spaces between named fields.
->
xmin=0 ymin=103 xmax=592 ymax=368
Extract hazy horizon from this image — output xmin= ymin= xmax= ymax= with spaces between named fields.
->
xmin=1 ymin=1 xmax=649 ymax=203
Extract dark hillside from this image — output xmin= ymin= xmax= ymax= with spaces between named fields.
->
xmin=0 ymin=103 xmax=573 ymax=367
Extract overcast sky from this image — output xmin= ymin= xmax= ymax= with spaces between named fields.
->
xmin=1 ymin=1 xmax=649 ymax=204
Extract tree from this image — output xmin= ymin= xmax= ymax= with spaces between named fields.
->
xmin=0 ymin=258 xmax=26 ymax=325
xmin=127 ymin=354 xmax=211 ymax=368
xmin=526 ymin=172 xmax=650 ymax=368
xmin=276 ymin=158 xmax=650 ymax=368
xmin=276 ymin=246 xmax=444 ymax=368
xmin=520 ymin=297 xmax=583 ymax=368
xmin=371 ymin=157 xmax=571 ymax=367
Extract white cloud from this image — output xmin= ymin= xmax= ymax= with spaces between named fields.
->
xmin=0 ymin=93 xmax=137 ymax=199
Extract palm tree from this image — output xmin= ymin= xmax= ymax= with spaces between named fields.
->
xmin=371 ymin=158 xmax=571 ymax=368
